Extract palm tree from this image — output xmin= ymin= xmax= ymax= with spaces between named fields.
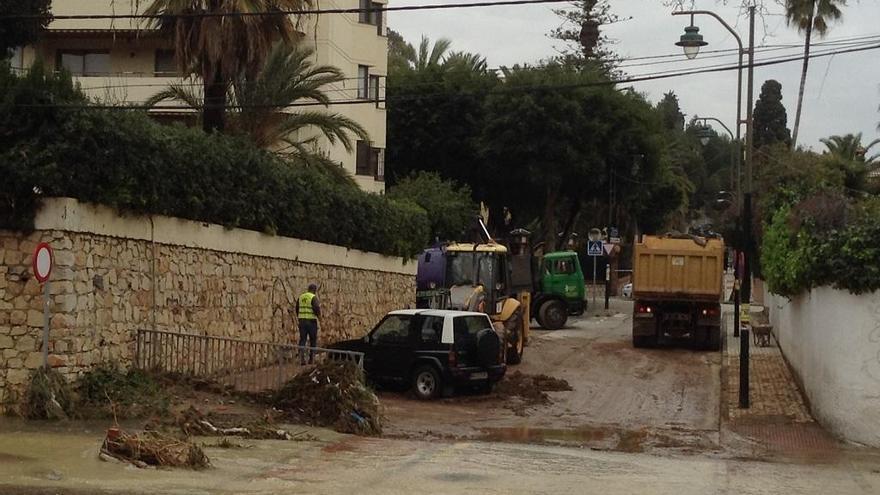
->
xmin=410 ymin=36 xmax=452 ymax=71
xmin=821 ymin=133 xmax=880 ymax=164
xmin=143 ymin=0 xmax=315 ymax=133
xmin=146 ymin=43 xmax=369 ymax=162
xmin=784 ymin=0 xmax=844 ymax=148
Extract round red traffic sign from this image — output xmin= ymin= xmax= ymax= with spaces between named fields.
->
xmin=32 ymin=242 xmax=53 ymax=283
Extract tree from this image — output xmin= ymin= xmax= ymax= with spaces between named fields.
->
xmin=0 ymin=0 xmax=51 ymax=56
xmin=784 ymin=0 xmax=845 ymax=148
xmin=387 ymin=172 xmax=476 ymax=242
xmin=143 ymin=0 xmax=314 ymax=133
xmin=481 ymin=65 xmax=681 ymax=248
xmin=656 ymin=91 xmax=685 ymax=132
xmin=385 ymin=34 xmax=498 ymax=197
xmin=821 ymin=133 xmax=880 ymax=163
xmin=753 ymin=80 xmax=792 ymax=149
xmin=146 ymin=43 xmax=368 ymax=167
xmin=550 ymin=0 xmax=620 ymax=72
xmin=387 ymin=29 xmax=416 ymax=74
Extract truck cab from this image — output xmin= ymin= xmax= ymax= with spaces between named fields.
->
xmin=540 ymin=252 xmax=586 ymax=316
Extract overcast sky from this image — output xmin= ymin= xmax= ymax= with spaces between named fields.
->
xmin=389 ymin=0 xmax=880 ymax=151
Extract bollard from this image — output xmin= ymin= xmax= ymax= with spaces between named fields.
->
xmin=733 ymin=287 xmax=740 ymax=338
xmin=739 ymin=328 xmax=750 ymax=408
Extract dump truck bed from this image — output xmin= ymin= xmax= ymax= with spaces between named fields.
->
xmin=633 ymin=235 xmax=724 ymax=301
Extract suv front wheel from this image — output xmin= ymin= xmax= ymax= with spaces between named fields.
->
xmin=412 ymin=365 xmax=441 ymax=400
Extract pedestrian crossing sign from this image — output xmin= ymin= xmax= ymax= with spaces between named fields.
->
xmin=587 ymin=240 xmax=604 ymax=257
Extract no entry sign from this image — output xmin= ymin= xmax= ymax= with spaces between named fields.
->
xmin=32 ymin=242 xmax=53 ymax=283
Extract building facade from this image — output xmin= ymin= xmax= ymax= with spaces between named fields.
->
xmin=18 ymin=0 xmax=388 ymax=193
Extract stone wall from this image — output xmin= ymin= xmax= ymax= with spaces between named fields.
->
xmin=765 ymin=285 xmax=880 ymax=447
xmin=0 ymin=198 xmax=416 ymax=407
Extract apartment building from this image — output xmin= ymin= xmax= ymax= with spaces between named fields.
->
xmin=18 ymin=0 xmax=388 ymax=193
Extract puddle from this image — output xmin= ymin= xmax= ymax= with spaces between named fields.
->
xmin=478 ymin=425 xmax=717 ymax=455
xmin=0 ymin=452 xmax=36 ymax=462
xmin=480 ymin=426 xmax=612 ymax=445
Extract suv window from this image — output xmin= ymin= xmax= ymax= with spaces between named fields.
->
xmin=372 ymin=315 xmax=411 ymax=344
xmin=420 ymin=316 xmax=444 ymax=344
xmin=453 ymin=315 xmax=492 ymax=345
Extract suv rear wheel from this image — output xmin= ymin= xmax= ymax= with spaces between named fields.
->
xmin=412 ymin=365 xmax=441 ymax=400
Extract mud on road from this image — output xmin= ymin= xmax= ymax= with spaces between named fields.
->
xmin=381 ymin=300 xmax=724 ymax=455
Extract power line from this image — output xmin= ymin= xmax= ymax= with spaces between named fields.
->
xmin=0 ymin=0 xmax=573 ymax=21
xmin=12 ymin=41 xmax=880 ymax=110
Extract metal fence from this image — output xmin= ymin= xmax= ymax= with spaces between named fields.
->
xmin=134 ymin=329 xmax=364 ymax=393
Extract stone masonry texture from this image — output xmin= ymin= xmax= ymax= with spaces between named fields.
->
xmin=0 ymin=228 xmax=415 ymax=409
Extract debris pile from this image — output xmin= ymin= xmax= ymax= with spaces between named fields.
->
xmin=100 ymin=427 xmax=209 ymax=470
xmin=496 ymin=371 xmax=573 ymax=414
xmin=273 ymin=361 xmax=381 ymax=435
xmin=175 ymin=406 xmax=295 ymax=440
xmin=24 ymin=368 xmax=73 ymax=420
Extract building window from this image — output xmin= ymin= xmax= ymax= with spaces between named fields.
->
xmin=359 ymin=0 xmax=383 ymax=33
xmin=358 ymin=65 xmax=369 ymax=99
xmin=370 ymin=74 xmax=381 ymax=101
xmin=57 ymin=50 xmax=110 ymax=76
xmin=356 ymin=140 xmax=385 ymax=181
xmin=154 ymin=49 xmax=177 ymax=76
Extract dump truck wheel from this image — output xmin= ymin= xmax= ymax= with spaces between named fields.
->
xmin=412 ymin=365 xmax=441 ymax=400
xmin=539 ymin=300 xmax=567 ymax=330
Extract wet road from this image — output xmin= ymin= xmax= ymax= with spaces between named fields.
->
xmin=381 ymin=299 xmax=722 ymax=447
xmin=1 ymin=429 xmax=879 ymax=495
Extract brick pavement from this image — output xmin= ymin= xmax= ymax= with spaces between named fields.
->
xmin=722 ymin=309 xmax=842 ymax=457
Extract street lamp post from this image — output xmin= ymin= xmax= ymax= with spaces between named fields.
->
xmin=694 ymin=116 xmax=737 ymax=191
xmin=673 ymin=6 xmax=757 ymax=410
xmin=672 ymin=6 xmax=756 ymax=300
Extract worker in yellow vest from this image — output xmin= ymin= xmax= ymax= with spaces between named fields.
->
xmin=296 ymin=283 xmax=321 ymax=365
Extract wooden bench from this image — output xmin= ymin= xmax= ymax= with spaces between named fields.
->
xmin=749 ymin=306 xmax=773 ymax=347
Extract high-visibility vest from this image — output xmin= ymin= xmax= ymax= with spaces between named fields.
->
xmin=298 ymin=292 xmax=317 ymax=320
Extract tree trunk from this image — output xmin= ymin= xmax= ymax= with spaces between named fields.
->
xmin=543 ymin=183 xmax=560 ymax=252
xmin=791 ymin=13 xmax=813 ymax=149
xmin=559 ymin=198 xmax=582 ymax=249
xmin=203 ymin=68 xmax=226 ymax=133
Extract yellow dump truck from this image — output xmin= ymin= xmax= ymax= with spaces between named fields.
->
xmin=631 ymin=234 xmax=725 ymax=350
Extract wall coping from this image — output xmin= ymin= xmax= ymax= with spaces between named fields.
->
xmin=34 ymin=197 xmax=417 ymax=275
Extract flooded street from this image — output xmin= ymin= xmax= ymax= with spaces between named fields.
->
xmin=2 ymin=300 xmax=879 ymax=494
xmin=2 ymin=426 xmax=879 ymax=495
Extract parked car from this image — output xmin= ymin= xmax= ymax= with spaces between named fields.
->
xmin=622 ymin=283 xmax=633 ymax=298
xmin=330 ymin=309 xmax=506 ymax=400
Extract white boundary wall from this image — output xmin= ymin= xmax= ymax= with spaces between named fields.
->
xmin=765 ymin=286 xmax=880 ymax=446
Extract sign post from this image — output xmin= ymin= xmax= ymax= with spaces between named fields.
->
xmin=587 ymin=228 xmax=604 ymax=307
xmin=32 ymin=243 xmax=53 ymax=369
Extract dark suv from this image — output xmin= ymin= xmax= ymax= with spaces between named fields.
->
xmin=330 ymin=310 xmax=506 ymax=400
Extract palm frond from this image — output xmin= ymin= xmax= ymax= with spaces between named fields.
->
xmin=143 ymin=82 xmax=204 ymax=109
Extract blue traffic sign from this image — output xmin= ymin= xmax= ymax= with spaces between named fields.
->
xmin=587 ymin=240 xmax=604 ymax=257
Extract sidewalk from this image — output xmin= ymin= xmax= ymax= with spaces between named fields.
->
xmin=722 ymin=310 xmax=839 ymax=459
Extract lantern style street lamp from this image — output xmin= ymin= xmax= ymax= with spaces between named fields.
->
xmin=676 ymin=24 xmax=707 ymax=60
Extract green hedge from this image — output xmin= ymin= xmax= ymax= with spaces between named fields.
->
xmin=0 ymin=65 xmax=429 ymax=257
xmin=761 ymin=194 xmax=880 ymax=296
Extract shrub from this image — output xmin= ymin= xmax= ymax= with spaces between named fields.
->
xmin=387 ymin=171 xmax=476 ymax=242
xmin=75 ymin=363 xmax=170 ymax=419
xmin=24 ymin=368 xmax=74 ymax=420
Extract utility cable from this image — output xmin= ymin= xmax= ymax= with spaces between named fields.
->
xmin=0 ymin=0 xmax=574 ymax=21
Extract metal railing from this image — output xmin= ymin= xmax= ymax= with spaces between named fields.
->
xmin=134 ymin=329 xmax=364 ymax=393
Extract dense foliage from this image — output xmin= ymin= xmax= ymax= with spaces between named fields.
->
xmin=758 ymin=140 xmax=880 ymax=296
xmin=387 ymin=172 xmax=476 ymax=243
xmin=0 ymin=64 xmax=429 ymax=257
xmin=0 ymin=0 xmax=51 ymax=55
